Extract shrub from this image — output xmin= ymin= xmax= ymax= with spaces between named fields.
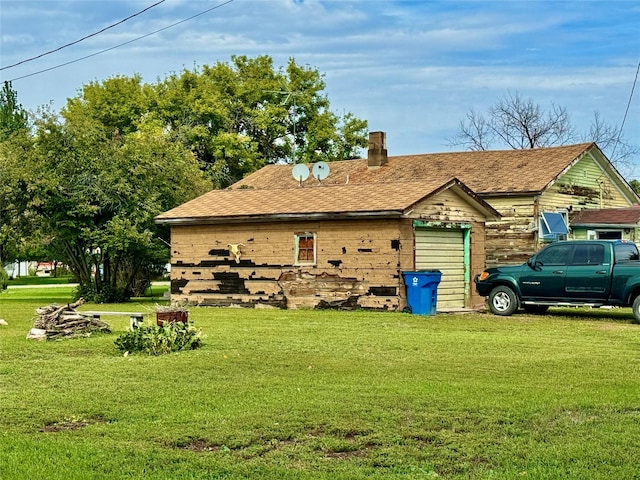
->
xmin=114 ymin=322 xmax=202 ymax=355
xmin=75 ymin=283 xmax=131 ymax=303
xmin=0 ymin=265 xmax=8 ymax=291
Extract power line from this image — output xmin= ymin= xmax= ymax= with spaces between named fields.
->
xmin=1 ymin=0 xmax=166 ymax=71
xmin=610 ymin=59 xmax=640 ymax=161
xmin=6 ymin=0 xmax=235 ymax=83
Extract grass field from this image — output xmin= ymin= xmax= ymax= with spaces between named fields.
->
xmin=0 ymin=286 xmax=638 ymax=479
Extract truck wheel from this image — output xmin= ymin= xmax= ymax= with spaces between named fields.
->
xmin=488 ymin=286 xmax=518 ymax=316
xmin=632 ymin=296 xmax=640 ymax=324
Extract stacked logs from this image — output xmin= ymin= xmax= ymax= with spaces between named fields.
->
xmin=28 ymin=299 xmax=111 ymax=340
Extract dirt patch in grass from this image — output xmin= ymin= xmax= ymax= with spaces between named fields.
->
xmin=40 ymin=415 xmax=106 ymax=432
xmin=174 ymin=438 xmax=225 ymax=453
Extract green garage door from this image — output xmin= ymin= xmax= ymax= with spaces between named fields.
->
xmin=415 ymin=228 xmax=466 ymax=309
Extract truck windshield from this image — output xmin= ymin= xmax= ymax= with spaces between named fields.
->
xmin=614 ymin=243 xmax=640 ymax=262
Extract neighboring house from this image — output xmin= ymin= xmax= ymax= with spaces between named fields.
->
xmin=156 ymin=132 xmax=638 ymax=310
xmin=570 ymin=207 xmax=640 ymax=241
xmin=155 ymin=133 xmax=500 ymax=311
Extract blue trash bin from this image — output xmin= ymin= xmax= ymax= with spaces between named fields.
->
xmin=402 ymin=271 xmax=442 ymax=315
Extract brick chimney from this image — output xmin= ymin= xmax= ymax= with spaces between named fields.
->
xmin=367 ymin=131 xmax=387 ymax=168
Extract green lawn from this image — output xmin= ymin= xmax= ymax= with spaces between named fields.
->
xmin=0 ymin=286 xmax=638 ymax=479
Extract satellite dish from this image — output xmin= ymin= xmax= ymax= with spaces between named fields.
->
xmin=292 ymin=163 xmax=309 ymax=185
xmin=312 ymin=161 xmax=330 ymax=181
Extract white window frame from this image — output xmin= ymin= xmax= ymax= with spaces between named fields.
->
xmin=539 ymin=210 xmax=569 ymax=242
xmin=294 ymin=232 xmax=316 ymax=266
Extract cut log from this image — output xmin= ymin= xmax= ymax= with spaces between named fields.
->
xmin=29 ymin=298 xmax=109 ymax=340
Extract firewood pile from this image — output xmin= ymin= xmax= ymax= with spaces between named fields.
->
xmin=28 ymin=298 xmax=111 ymax=340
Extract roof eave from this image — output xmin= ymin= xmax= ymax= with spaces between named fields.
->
xmin=479 ymin=190 xmax=543 ymax=198
xmin=571 ymin=222 xmax=639 ymax=228
xmin=155 ymin=210 xmax=406 ymax=226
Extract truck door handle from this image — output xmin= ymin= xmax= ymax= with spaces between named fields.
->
xmin=595 ymin=270 xmax=607 ymax=274
xmin=553 ymin=270 xmax=564 ymax=274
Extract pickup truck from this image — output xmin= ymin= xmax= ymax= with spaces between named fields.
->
xmin=474 ymin=240 xmax=640 ymax=323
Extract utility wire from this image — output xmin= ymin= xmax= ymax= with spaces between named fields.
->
xmin=610 ymin=59 xmax=640 ymax=161
xmin=1 ymin=0 xmax=166 ymax=71
xmin=6 ymin=0 xmax=235 ymax=83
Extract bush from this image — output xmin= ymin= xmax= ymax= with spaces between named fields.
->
xmin=0 ymin=265 xmax=8 ymax=291
xmin=75 ymin=283 xmax=131 ymax=303
xmin=114 ymin=322 xmax=202 ymax=355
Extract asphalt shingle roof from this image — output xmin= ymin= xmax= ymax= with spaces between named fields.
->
xmin=155 ymin=180 xmax=460 ymax=222
xmin=233 ymin=143 xmax=595 ymax=195
xmin=156 ymin=143 xmax=596 ymax=222
xmin=571 ymin=207 xmax=640 ymax=225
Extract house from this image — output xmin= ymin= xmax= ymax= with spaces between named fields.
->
xmin=155 ymin=132 xmax=500 ymax=311
xmin=156 ymin=132 xmax=638 ymax=311
xmin=231 ymin=139 xmax=638 ymax=267
xmin=570 ymin=207 xmax=640 ymax=241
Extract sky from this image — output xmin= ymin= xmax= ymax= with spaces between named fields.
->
xmin=1 ymin=0 xmax=639 ymax=177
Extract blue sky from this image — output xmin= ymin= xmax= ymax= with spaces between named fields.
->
xmin=1 ymin=0 xmax=639 ymax=176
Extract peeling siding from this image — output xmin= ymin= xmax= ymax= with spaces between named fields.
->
xmin=170 ymin=218 xmax=414 ymax=310
xmin=483 ymin=196 xmax=535 ymax=267
xmin=168 ymin=189 xmax=490 ymax=310
xmin=482 ymin=154 xmax=637 ymax=267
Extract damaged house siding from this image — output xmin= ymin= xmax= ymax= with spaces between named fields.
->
xmin=483 ymin=154 xmax=635 ymax=267
xmin=170 ymin=218 xmax=415 ymax=310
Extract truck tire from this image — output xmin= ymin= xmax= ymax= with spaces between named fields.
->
xmin=632 ymin=296 xmax=640 ymax=324
xmin=488 ymin=285 xmax=518 ymax=316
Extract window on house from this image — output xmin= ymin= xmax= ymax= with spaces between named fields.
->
xmin=540 ymin=211 xmax=569 ymax=242
xmin=295 ymin=233 xmax=316 ymax=264
xmin=597 ymin=231 xmax=623 ymax=240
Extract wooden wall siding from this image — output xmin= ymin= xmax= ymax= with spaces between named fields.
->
xmin=468 ymin=221 xmax=487 ymax=309
xmin=572 ymin=228 xmax=637 ymax=241
xmin=408 ymin=188 xmax=488 ymax=308
xmin=552 ymin=155 xmax=632 ymax=209
xmin=169 ymin=219 xmax=415 ymax=310
xmin=411 ymin=188 xmax=488 ymax=223
xmin=482 ymin=196 xmax=535 ymax=267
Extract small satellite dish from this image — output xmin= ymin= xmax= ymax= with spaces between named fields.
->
xmin=292 ymin=163 xmax=310 ymax=185
xmin=312 ymin=161 xmax=330 ymax=181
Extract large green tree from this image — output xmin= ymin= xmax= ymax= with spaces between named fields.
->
xmin=20 ymin=110 xmax=209 ymax=301
xmin=72 ymin=56 xmax=368 ymax=188
xmin=0 ymin=81 xmax=30 ymax=267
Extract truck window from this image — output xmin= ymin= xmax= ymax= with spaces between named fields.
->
xmin=571 ymin=244 xmax=605 ymax=265
xmin=536 ymin=243 xmax=572 ymax=266
xmin=615 ymin=243 xmax=640 ymax=262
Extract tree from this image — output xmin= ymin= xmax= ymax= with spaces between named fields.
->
xmin=0 ymin=82 xmax=30 ymax=265
xmin=0 ymin=81 xmax=28 ymax=141
xmin=149 ymin=55 xmax=368 ymax=187
xmin=18 ymin=110 xmax=209 ymax=302
xmin=449 ymin=91 xmax=638 ymax=171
